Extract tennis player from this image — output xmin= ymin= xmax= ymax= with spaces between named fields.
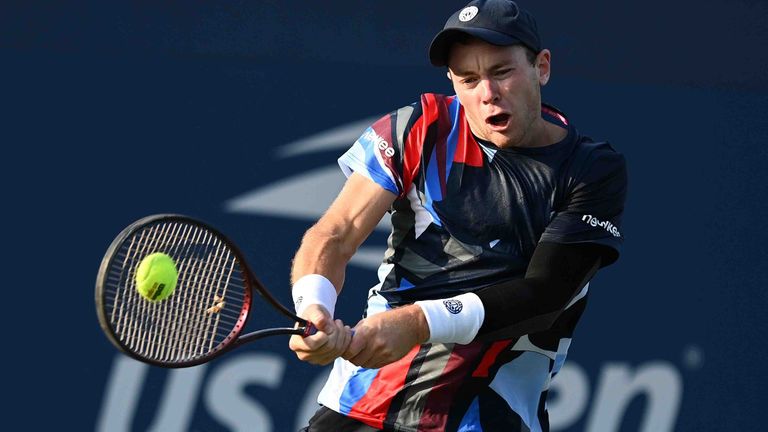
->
xmin=290 ymin=1 xmax=627 ymax=430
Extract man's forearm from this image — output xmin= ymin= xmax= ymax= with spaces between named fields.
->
xmin=475 ymin=241 xmax=604 ymax=340
xmin=291 ymin=223 xmax=356 ymax=293
xmin=414 ymin=242 xmax=607 ymax=344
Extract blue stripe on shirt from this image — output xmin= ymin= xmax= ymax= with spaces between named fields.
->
xmin=338 ymin=367 xmax=380 ymax=415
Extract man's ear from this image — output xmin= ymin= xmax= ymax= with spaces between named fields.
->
xmin=537 ymin=49 xmax=552 ymax=86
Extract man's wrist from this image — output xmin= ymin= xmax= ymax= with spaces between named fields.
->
xmin=415 ymin=292 xmax=485 ymax=345
xmin=292 ymin=274 xmax=338 ymax=317
xmin=402 ymin=304 xmax=431 ymax=344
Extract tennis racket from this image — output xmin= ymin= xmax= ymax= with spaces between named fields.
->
xmin=95 ymin=214 xmax=315 ymax=368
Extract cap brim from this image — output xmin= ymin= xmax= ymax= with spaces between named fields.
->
xmin=428 ymin=27 xmax=523 ymax=67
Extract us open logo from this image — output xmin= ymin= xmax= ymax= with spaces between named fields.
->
xmin=443 ymin=299 xmax=463 ymax=314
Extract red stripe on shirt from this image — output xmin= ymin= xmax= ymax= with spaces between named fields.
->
xmin=402 ymin=93 xmax=442 ymax=197
xmin=435 ymin=99 xmax=452 ymax=198
xmin=417 ymin=342 xmax=486 ymax=431
xmin=472 ymin=339 xmax=514 ymax=378
xmin=542 ymin=105 xmax=568 ymax=126
xmin=402 ymin=112 xmax=425 ymax=196
xmin=454 ymin=107 xmax=484 ymax=168
xmin=346 ymin=345 xmax=422 ymax=429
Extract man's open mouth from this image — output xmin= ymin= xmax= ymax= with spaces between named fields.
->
xmin=486 ymin=113 xmax=511 ymax=127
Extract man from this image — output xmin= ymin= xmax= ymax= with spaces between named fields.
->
xmin=290 ymin=1 xmax=627 ymax=431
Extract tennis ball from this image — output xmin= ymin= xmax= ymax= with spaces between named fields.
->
xmin=135 ymin=252 xmax=178 ymax=302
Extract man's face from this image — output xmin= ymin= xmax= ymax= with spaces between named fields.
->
xmin=447 ymin=40 xmax=551 ymax=148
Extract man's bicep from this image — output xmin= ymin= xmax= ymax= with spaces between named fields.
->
xmin=291 ymin=172 xmax=396 ymax=289
xmin=319 ymin=171 xmax=397 ymax=249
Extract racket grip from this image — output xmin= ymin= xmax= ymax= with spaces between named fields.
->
xmin=302 ymin=321 xmax=318 ymax=337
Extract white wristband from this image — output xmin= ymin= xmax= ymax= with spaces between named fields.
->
xmin=415 ymin=292 xmax=485 ymax=345
xmin=292 ymin=274 xmax=338 ymax=317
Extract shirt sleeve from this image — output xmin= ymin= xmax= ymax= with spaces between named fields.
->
xmin=338 ymin=95 xmax=436 ymax=197
xmin=539 ymin=143 xmax=628 ymax=266
xmin=337 ymin=103 xmax=416 ymax=196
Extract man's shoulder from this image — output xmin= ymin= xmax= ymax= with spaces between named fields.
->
xmin=415 ymin=93 xmax=460 ymax=112
xmin=567 ymin=135 xmax=626 ymax=184
xmin=573 ymin=136 xmax=624 ymax=165
xmin=402 ymin=93 xmax=462 ymax=126
xmin=382 ymin=93 xmax=462 ymax=136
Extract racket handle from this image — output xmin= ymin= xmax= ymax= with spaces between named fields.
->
xmin=302 ymin=321 xmax=318 ymax=337
xmin=300 ymin=323 xmax=354 ymax=337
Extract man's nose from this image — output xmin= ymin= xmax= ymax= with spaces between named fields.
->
xmin=480 ymin=78 xmax=500 ymax=104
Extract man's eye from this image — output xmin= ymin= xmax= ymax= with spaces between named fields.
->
xmin=495 ymin=68 xmax=513 ymax=76
xmin=462 ymin=78 xmax=478 ymax=85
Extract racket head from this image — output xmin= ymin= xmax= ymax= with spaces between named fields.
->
xmin=95 ymin=214 xmax=305 ymax=368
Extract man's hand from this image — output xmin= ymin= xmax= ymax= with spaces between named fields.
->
xmin=342 ymin=304 xmax=430 ymax=369
xmin=289 ymin=304 xmax=353 ymax=365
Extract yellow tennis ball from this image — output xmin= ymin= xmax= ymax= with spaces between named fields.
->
xmin=135 ymin=252 xmax=178 ymax=302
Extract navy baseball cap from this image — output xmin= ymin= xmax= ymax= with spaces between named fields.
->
xmin=429 ymin=0 xmax=541 ymax=67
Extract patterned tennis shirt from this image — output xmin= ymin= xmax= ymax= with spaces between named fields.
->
xmin=317 ymin=93 xmax=626 ymax=431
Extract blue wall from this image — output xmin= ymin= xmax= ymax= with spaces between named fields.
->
xmin=4 ymin=1 xmax=767 ymax=430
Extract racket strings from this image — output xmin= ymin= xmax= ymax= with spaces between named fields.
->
xmin=146 ymin=224 xmax=239 ymax=361
xmin=128 ymin=222 xmax=180 ymax=358
xmin=113 ymin=222 xmax=185 ymax=360
xmin=146 ymin=223 xmax=214 ymax=361
xmin=103 ymin=221 xmax=249 ymax=364
xmin=173 ymin=227 xmax=234 ymax=360
xmin=129 ymin=225 xmax=239 ymax=361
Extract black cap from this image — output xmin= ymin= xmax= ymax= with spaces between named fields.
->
xmin=429 ymin=0 xmax=541 ymax=67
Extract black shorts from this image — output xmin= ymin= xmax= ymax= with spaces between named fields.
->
xmin=300 ymin=406 xmax=381 ymax=432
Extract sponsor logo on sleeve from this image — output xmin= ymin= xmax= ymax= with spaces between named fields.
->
xmin=362 ymin=129 xmax=395 ymax=158
xmin=582 ymin=215 xmax=621 ymax=237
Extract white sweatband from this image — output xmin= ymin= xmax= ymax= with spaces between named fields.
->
xmin=292 ymin=274 xmax=338 ymax=317
xmin=415 ymin=292 xmax=485 ymax=345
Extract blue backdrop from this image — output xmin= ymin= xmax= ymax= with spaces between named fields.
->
xmin=4 ymin=1 xmax=767 ymax=431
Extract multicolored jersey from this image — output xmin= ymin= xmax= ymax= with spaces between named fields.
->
xmin=318 ymin=94 xmax=627 ymax=431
